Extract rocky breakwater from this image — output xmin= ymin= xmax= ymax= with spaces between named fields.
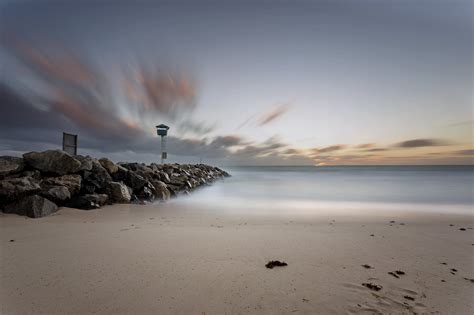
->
xmin=0 ymin=150 xmax=230 ymax=218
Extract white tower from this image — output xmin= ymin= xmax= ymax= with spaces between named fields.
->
xmin=156 ymin=124 xmax=170 ymax=164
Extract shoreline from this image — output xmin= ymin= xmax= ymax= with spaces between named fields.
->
xmin=1 ymin=203 xmax=473 ymax=314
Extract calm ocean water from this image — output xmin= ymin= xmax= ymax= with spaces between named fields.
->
xmin=174 ymin=166 xmax=474 ymax=215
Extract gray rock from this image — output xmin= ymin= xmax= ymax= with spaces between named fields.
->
xmin=20 ymin=170 xmax=42 ymax=180
xmin=0 ymin=176 xmax=41 ymax=202
xmin=4 ymin=194 xmax=58 ymax=218
xmin=111 ymin=165 xmax=128 ymax=182
xmin=125 ymin=171 xmax=147 ymax=191
xmin=83 ymin=160 xmax=112 ymax=192
xmin=23 ymin=150 xmax=81 ymax=175
xmin=136 ymin=185 xmax=154 ymax=201
xmin=149 ymin=180 xmax=171 ymax=200
xmin=43 ymin=174 xmax=82 ymax=195
xmin=99 ymin=158 xmax=118 ymax=174
xmin=108 ymin=181 xmax=131 ymax=203
xmin=159 ymin=171 xmax=170 ymax=183
xmin=0 ymin=156 xmax=24 ymax=177
xmin=75 ymin=155 xmax=94 ymax=171
xmin=42 ymin=186 xmax=71 ymax=201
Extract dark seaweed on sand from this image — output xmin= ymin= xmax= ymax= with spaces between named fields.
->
xmin=265 ymin=260 xmax=288 ymax=269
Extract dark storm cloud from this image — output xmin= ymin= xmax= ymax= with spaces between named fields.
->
xmin=3 ymin=39 xmax=144 ymax=139
xmin=0 ymin=82 xmax=293 ymax=162
xmin=2 ymin=36 xmax=211 ymax=138
xmin=395 ymin=138 xmax=451 ymax=148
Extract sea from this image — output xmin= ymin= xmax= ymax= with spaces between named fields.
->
xmin=173 ymin=166 xmax=474 ymax=215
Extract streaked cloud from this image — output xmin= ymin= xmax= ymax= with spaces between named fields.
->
xmin=312 ymin=145 xmax=346 ymax=154
xmin=354 ymin=143 xmax=375 ymax=149
xmin=257 ymin=103 xmax=291 ymax=126
xmin=395 ymin=138 xmax=451 ymax=148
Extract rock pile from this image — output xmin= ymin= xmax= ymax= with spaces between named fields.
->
xmin=0 ymin=150 xmax=230 ymax=218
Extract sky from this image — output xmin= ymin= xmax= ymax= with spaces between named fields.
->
xmin=0 ymin=0 xmax=472 ymax=165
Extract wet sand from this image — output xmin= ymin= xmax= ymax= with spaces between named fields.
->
xmin=1 ymin=203 xmax=473 ymax=314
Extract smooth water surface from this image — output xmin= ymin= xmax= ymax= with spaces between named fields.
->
xmin=174 ymin=166 xmax=474 ymax=215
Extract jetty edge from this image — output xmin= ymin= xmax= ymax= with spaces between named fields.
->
xmin=0 ymin=150 xmax=230 ymax=218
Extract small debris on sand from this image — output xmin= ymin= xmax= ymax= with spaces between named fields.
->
xmin=9 ymin=239 xmax=15 ymax=242
xmin=440 ymin=262 xmax=447 ymax=265
xmin=361 ymin=264 xmax=372 ymax=269
xmin=362 ymin=283 xmax=382 ymax=291
xmin=449 ymin=224 xmax=454 ymax=226
xmin=265 ymin=260 xmax=288 ymax=269
xmin=388 ymin=270 xmax=405 ymax=278
xmin=302 ymin=298 xmax=309 ymax=302
xmin=459 ymin=228 xmax=466 ymax=231
xmin=370 ymin=234 xmax=375 ymax=237
xmin=390 ymin=220 xmax=396 ymax=223
xmin=463 ymin=278 xmax=474 ymax=283
xmin=441 ymin=279 xmax=446 ymax=282
xmin=451 ymin=268 xmax=458 ymax=273
xmin=404 ymin=295 xmax=415 ymax=301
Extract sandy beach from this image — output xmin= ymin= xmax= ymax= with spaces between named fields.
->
xmin=1 ymin=202 xmax=473 ymax=314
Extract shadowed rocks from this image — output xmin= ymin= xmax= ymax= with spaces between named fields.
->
xmin=0 ymin=150 xmax=230 ymax=217
xmin=4 ymin=194 xmax=58 ymax=218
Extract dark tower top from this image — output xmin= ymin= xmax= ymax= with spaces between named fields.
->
xmin=156 ymin=124 xmax=170 ymax=136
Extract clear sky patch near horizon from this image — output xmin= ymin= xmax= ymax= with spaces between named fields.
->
xmin=0 ymin=0 xmax=472 ymax=165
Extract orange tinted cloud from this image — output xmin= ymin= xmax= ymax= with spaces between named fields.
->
xmin=124 ymin=65 xmax=196 ymax=116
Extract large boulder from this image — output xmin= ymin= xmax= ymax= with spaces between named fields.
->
xmin=111 ymin=165 xmax=128 ymax=182
xmin=75 ymin=155 xmax=94 ymax=171
xmin=159 ymin=171 xmax=171 ymax=183
xmin=83 ymin=160 xmax=112 ymax=193
xmin=99 ymin=158 xmax=118 ymax=174
xmin=0 ymin=176 xmax=41 ymax=202
xmin=136 ymin=185 xmax=154 ymax=201
xmin=169 ymin=174 xmax=188 ymax=188
xmin=0 ymin=156 xmax=24 ymax=177
xmin=43 ymin=174 xmax=82 ymax=195
xmin=19 ymin=170 xmax=42 ymax=180
xmin=23 ymin=150 xmax=81 ymax=175
xmin=149 ymin=180 xmax=171 ymax=201
xmin=125 ymin=171 xmax=147 ymax=191
xmin=4 ymin=194 xmax=58 ymax=218
xmin=41 ymin=186 xmax=71 ymax=202
xmin=108 ymin=181 xmax=131 ymax=203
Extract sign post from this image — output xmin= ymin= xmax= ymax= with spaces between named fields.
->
xmin=62 ymin=132 xmax=77 ymax=155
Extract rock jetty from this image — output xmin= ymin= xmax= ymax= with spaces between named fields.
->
xmin=0 ymin=150 xmax=230 ymax=218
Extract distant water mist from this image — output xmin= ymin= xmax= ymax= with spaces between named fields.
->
xmin=173 ymin=166 xmax=474 ymax=215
